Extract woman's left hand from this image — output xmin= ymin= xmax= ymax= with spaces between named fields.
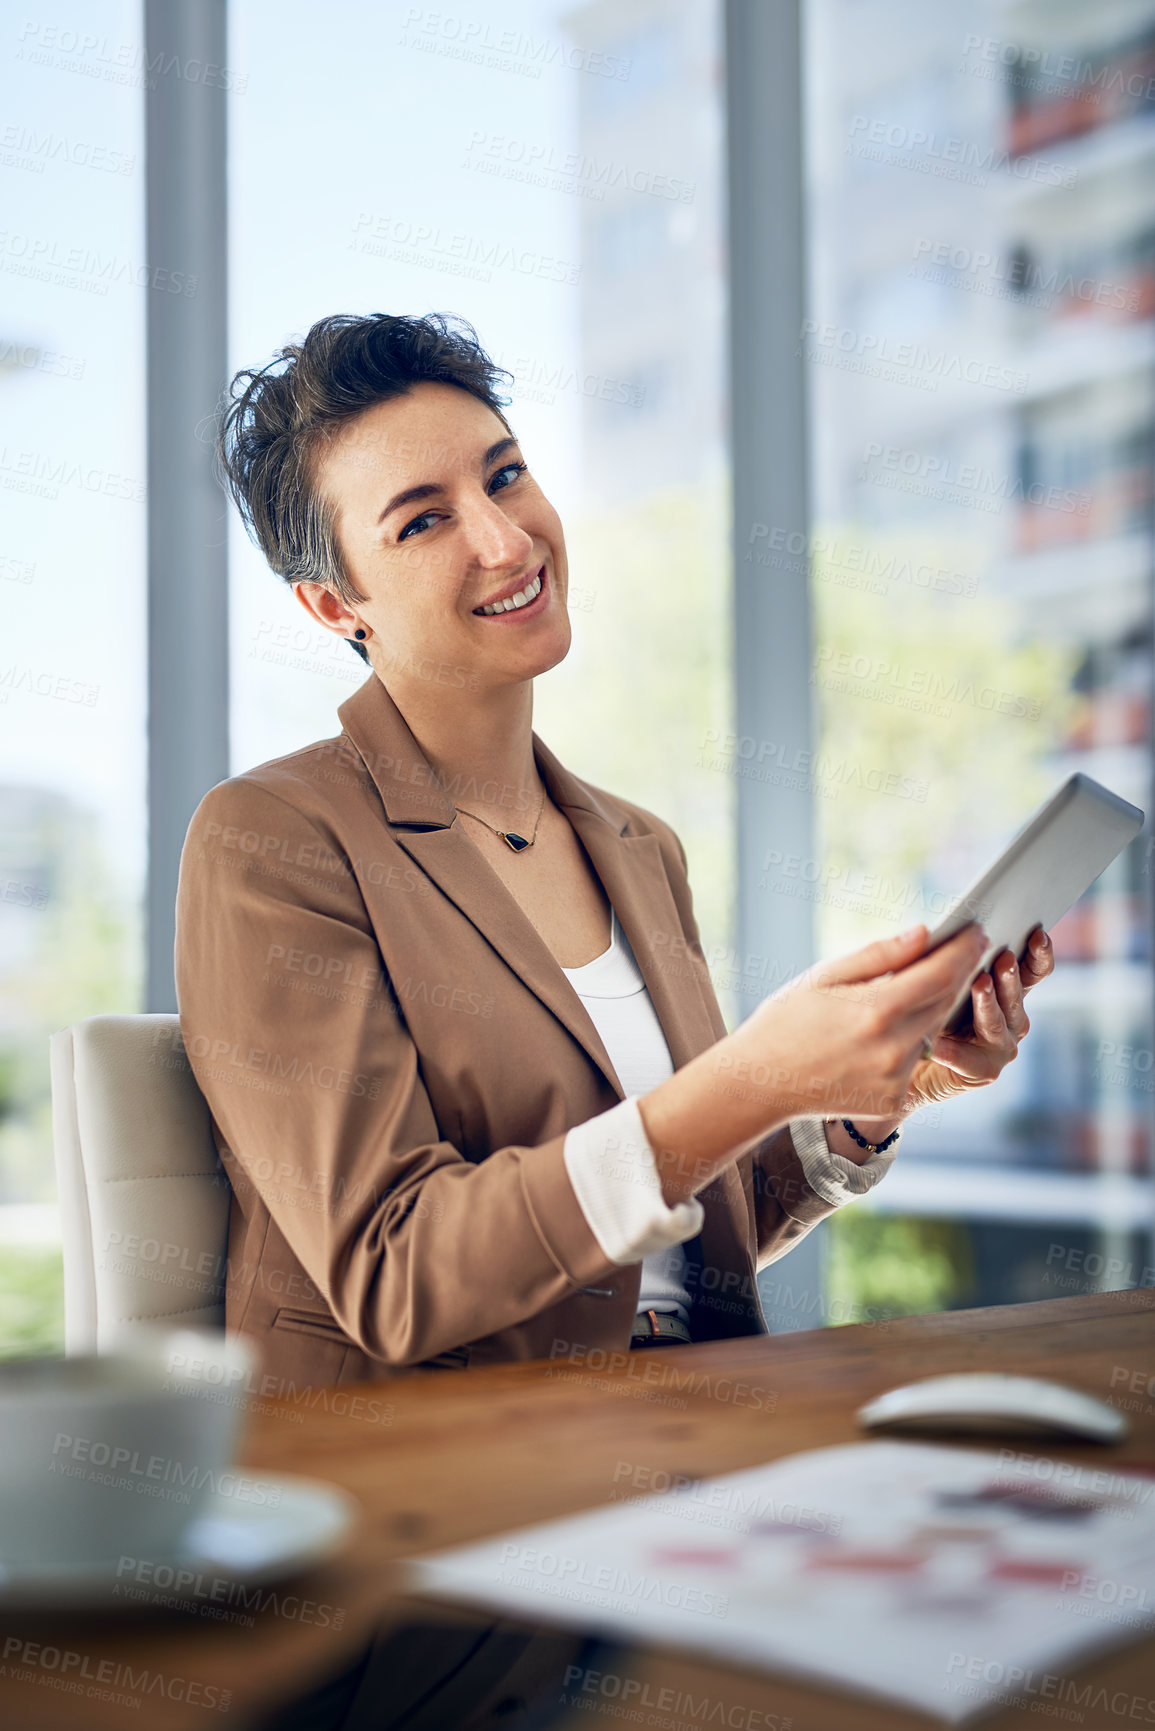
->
xmin=903 ymin=927 xmax=1054 ymax=1110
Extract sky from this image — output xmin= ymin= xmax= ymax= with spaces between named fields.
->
xmin=0 ymin=0 xmax=147 ymax=885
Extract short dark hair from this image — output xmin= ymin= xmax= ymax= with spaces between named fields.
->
xmin=218 ymin=312 xmax=514 ymax=662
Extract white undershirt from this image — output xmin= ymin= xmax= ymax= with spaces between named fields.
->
xmin=561 ymin=910 xmax=899 ymax=1327
xmin=561 ymin=910 xmax=691 ymax=1319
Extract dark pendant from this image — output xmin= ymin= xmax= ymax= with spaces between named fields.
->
xmin=502 ymin=831 xmax=530 ymax=852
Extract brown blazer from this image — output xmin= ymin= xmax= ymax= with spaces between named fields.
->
xmin=174 ymin=674 xmax=839 ymax=1388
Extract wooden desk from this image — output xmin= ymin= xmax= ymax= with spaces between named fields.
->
xmin=2 ymin=1290 xmax=1154 ymax=1729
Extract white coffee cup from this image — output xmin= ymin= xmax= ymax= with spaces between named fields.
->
xmin=0 ymin=1329 xmax=257 ymax=1570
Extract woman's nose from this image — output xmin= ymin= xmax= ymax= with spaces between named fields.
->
xmin=463 ymin=493 xmax=534 ymax=569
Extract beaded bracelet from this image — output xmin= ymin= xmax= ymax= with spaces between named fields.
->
xmin=839 ymin=1118 xmax=901 ymax=1156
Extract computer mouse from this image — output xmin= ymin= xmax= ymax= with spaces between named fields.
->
xmin=857 ymin=1373 xmax=1128 ymax=1443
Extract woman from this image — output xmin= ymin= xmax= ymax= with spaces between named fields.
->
xmin=175 ymin=312 xmax=1051 ymax=1386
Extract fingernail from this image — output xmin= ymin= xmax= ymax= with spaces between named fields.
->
xmin=899 ymin=924 xmax=924 ymax=940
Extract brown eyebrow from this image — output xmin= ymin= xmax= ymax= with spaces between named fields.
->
xmin=376 ymin=437 xmax=520 ymax=526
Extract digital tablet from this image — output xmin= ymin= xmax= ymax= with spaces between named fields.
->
xmin=923 ymin=773 xmax=1144 ymax=1034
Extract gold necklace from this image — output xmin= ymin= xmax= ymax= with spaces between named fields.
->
xmin=455 ymin=784 xmax=547 ymax=853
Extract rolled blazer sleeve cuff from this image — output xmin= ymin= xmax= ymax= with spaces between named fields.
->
xmin=563 ymin=1097 xmax=705 ymax=1266
xmin=788 ymin=1117 xmax=898 ymax=1207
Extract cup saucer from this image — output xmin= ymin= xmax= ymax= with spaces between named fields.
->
xmin=0 ymin=1473 xmax=357 ymax=1610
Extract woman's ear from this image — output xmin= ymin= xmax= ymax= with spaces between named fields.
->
xmin=292 ymin=580 xmax=358 ymax=638
xmin=292 ymin=581 xmax=372 ymax=664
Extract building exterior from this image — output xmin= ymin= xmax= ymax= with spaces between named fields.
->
xmin=808 ymin=0 xmax=1155 ymax=1304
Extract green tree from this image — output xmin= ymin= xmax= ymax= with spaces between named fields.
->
xmin=808 ymin=529 xmax=1077 ymax=956
xmin=826 ymin=1208 xmax=975 ymax=1322
xmin=535 ymin=482 xmax=735 ymax=1005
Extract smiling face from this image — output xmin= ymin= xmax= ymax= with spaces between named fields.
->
xmin=302 ymin=381 xmax=571 ymax=700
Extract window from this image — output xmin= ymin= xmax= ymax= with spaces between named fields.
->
xmin=808 ymin=0 xmax=1155 ymax=1317
xmin=227 ymin=0 xmax=734 ymax=1004
xmin=0 ymin=0 xmax=146 ymax=1353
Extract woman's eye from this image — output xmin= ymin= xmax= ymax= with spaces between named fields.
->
xmin=396 ymin=463 xmax=525 ymax=537
xmin=398 ymin=511 xmax=439 ymax=541
xmin=488 ymin=461 xmax=527 ymax=494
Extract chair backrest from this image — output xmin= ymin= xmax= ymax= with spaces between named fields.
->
xmin=50 ymin=1014 xmax=230 ymax=1353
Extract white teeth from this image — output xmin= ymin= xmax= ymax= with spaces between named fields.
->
xmin=475 ymin=571 xmax=543 ymax=616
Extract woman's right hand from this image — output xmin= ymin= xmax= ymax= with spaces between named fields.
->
xmin=639 ymin=921 xmax=988 ymax=1207
xmin=724 ymin=922 xmax=989 ymax=1126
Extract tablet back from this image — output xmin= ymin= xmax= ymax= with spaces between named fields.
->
xmin=925 ymin=773 xmax=1144 ymax=1033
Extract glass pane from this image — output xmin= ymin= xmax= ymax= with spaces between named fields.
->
xmin=0 ymin=0 xmax=146 ymax=1353
xmin=807 ymin=0 xmax=1155 ymax=1315
xmin=227 ymin=0 xmax=733 ymax=995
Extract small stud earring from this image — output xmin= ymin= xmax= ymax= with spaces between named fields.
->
xmin=354 ymin=628 xmax=367 ymax=640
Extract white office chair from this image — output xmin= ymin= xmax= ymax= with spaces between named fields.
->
xmin=50 ymin=1014 xmax=230 ymax=1353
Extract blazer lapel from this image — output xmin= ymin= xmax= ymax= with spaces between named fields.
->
xmin=391 ymin=821 xmax=626 ymax=1092
xmin=559 ymin=813 xmax=720 ymax=1074
xmin=337 ymin=675 xmax=722 ymax=1092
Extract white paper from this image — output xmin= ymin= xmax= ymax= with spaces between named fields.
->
xmin=406 ymin=1440 xmax=1155 ymax=1724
